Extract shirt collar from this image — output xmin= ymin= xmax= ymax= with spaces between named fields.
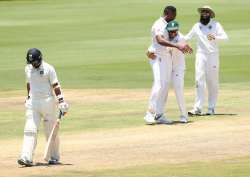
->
xmin=160 ymin=17 xmax=168 ymax=24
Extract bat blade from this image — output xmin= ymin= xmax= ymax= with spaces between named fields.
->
xmin=43 ymin=111 xmax=63 ymax=161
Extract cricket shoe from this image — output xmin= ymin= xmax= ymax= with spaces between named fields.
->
xmin=179 ymin=115 xmax=188 ymax=123
xmin=206 ymin=108 xmax=215 ymax=115
xmin=144 ymin=111 xmax=156 ymax=125
xmin=48 ymin=158 xmax=60 ymax=165
xmin=188 ymin=108 xmax=202 ymax=116
xmin=155 ymin=114 xmax=173 ymax=124
xmin=17 ymin=158 xmax=33 ymax=167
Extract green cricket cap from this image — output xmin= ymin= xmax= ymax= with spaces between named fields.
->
xmin=166 ymin=20 xmax=179 ymax=31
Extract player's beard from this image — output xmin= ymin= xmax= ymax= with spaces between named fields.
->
xmin=31 ymin=60 xmax=41 ymax=68
xmin=200 ymin=16 xmax=210 ymax=25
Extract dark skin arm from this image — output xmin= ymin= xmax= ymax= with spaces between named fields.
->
xmin=26 ymin=83 xmax=63 ymax=101
xmin=27 ymin=83 xmax=30 ymax=99
xmin=156 ymin=35 xmax=193 ymax=54
xmin=53 ymin=83 xmax=64 ymax=103
xmin=53 ymin=82 xmax=68 ymax=116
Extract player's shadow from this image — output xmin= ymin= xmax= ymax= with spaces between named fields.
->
xmin=145 ymin=120 xmax=194 ymax=125
xmin=193 ymin=113 xmax=238 ymax=117
xmin=172 ymin=120 xmax=194 ymax=125
xmin=32 ymin=162 xmax=73 ymax=167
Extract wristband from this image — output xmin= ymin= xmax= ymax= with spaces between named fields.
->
xmin=57 ymin=94 xmax=64 ymax=102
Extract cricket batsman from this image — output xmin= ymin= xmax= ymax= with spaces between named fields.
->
xmin=17 ymin=48 xmax=69 ymax=166
xmin=144 ymin=6 xmax=192 ymax=125
xmin=185 ymin=6 xmax=228 ymax=115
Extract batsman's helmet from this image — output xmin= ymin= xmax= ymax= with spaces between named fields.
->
xmin=166 ymin=20 xmax=179 ymax=31
xmin=26 ymin=48 xmax=42 ymax=67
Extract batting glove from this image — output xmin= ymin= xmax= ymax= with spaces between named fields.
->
xmin=59 ymin=101 xmax=69 ymax=115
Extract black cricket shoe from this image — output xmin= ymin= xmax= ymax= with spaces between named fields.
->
xmin=17 ymin=158 xmax=33 ymax=167
xmin=188 ymin=108 xmax=202 ymax=116
xmin=48 ymin=159 xmax=60 ymax=165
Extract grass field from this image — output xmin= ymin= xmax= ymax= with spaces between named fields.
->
xmin=0 ymin=0 xmax=250 ymax=177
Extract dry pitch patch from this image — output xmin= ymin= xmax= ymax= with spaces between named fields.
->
xmin=0 ymin=88 xmax=249 ymax=177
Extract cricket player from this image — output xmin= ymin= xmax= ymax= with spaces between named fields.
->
xmin=17 ymin=48 xmax=69 ymax=167
xmin=144 ymin=6 xmax=192 ymax=125
xmin=165 ymin=20 xmax=188 ymax=123
xmin=185 ymin=6 xmax=228 ymax=115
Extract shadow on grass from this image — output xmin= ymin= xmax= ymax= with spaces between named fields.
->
xmin=35 ymin=162 xmax=73 ymax=167
xmin=144 ymin=120 xmax=194 ymax=126
xmin=18 ymin=162 xmax=73 ymax=168
xmin=191 ymin=113 xmax=238 ymax=117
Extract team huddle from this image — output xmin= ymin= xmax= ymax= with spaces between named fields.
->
xmin=17 ymin=5 xmax=228 ymax=167
xmin=144 ymin=5 xmax=228 ymax=125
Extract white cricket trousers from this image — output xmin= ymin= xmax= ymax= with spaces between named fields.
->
xmin=148 ymin=52 xmax=187 ymax=117
xmin=194 ymin=52 xmax=219 ymax=110
xmin=20 ymin=96 xmax=59 ymax=162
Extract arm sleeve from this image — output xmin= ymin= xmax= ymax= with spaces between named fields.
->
xmin=153 ymin=23 xmax=165 ymax=37
xmin=215 ymin=22 xmax=229 ymax=41
xmin=184 ymin=25 xmax=196 ymax=41
xmin=49 ymin=66 xmax=59 ymax=85
xmin=178 ymin=32 xmax=186 ymax=42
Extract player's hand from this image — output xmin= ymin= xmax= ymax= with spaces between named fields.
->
xmin=207 ymin=34 xmax=215 ymax=41
xmin=146 ymin=51 xmax=157 ymax=60
xmin=24 ymin=96 xmax=30 ymax=103
xmin=177 ymin=43 xmax=193 ymax=54
xmin=24 ymin=96 xmax=31 ymax=108
xmin=59 ymin=101 xmax=69 ymax=116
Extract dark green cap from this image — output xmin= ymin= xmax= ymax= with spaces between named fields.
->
xmin=166 ymin=20 xmax=179 ymax=31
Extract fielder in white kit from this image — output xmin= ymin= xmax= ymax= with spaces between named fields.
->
xmin=165 ymin=20 xmax=188 ymax=123
xmin=18 ymin=48 xmax=69 ymax=167
xmin=185 ymin=6 xmax=228 ymax=115
xmin=144 ymin=6 xmax=192 ymax=125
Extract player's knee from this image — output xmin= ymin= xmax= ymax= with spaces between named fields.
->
xmin=174 ymin=83 xmax=182 ymax=91
xmin=24 ymin=121 xmax=38 ymax=134
xmin=155 ymin=80 xmax=168 ymax=93
xmin=24 ymin=130 xmax=37 ymax=136
xmin=195 ymin=80 xmax=205 ymax=88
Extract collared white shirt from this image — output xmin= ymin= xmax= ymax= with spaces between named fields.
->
xmin=25 ymin=61 xmax=58 ymax=99
xmin=169 ymin=32 xmax=185 ymax=44
xmin=185 ymin=19 xmax=228 ymax=53
xmin=150 ymin=17 xmax=169 ymax=54
xmin=167 ymin=32 xmax=186 ymax=70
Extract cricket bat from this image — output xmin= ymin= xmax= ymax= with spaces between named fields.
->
xmin=43 ymin=111 xmax=63 ymax=161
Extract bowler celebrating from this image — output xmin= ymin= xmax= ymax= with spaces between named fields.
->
xmin=144 ymin=6 xmax=192 ymax=125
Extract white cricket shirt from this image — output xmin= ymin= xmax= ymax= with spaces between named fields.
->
xmin=25 ymin=61 xmax=59 ymax=99
xmin=167 ymin=32 xmax=186 ymax=70
xmin=184 ymin=19 xmax=228 ymax=53
xmin=150 ymin=17 xmax=169 ymax=54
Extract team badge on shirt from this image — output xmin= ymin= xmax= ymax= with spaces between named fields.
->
xmin=209 ymin=25 xmax=212 ymax=30
xmin=40 ymin=70 xmax=44 ymax=76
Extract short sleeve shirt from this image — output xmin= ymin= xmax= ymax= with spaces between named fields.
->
xmin=150 ymin=17 xmax=169 ymax=54
xmin=25 ymin=61 xmax=59 ymax=99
